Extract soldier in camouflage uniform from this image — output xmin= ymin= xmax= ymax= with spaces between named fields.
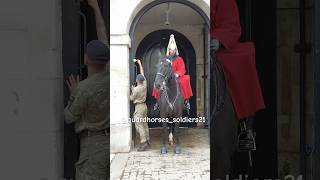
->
xmin=65 ymin=40 xmax=109 ymax=180
xmin=64 ymin=1 xmax=109 ymax=179
xmin=130 ymin=59 xmax=151 ymax=151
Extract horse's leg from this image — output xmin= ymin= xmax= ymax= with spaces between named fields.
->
xmin=161 ymin=121 xmax=168 ymax=154
xmin=174 ymin=119 xmax=181 ymax=154
xmin=212 ymin=93 xmax=238 ymax=179
xmin=168 ymin=120 xmax=174 ymax=145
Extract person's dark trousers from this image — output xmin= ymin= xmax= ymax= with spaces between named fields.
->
xmin=211 ymin=93 xmax=238 ymax=180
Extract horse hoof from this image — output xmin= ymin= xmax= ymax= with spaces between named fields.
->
xmin=175 ymin=145 xmax=181 ymax=154
xmin=161 ymin=146 xmax=168 ymax=154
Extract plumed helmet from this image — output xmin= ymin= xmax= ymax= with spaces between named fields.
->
xmin=166 ymin=34 xmax=179 ymax=56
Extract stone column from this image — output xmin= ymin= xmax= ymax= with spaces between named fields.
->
xmin=110 ymin=34 xmax=132 ymax=153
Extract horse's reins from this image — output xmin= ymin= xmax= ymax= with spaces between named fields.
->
xmin=156 ymin=59 xmax=180 ymax=110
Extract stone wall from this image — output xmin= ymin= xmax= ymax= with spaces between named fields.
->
xmin=277 ymin=0 xmax=315 ymax=178
xmin=305 ymin=0 xmax=315 ymax=178
xmin=0 ymin=0 xmax=64 ymax=179
xmin=277 ymin=0 xmax=301 ymax=177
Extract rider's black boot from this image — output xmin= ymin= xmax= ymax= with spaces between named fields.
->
xmin=154 ymin=102 xmax=159 ymax=111
xmin=184 ymin=100 xmax=190 ymax=110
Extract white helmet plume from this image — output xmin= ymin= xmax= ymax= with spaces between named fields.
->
xmin=166 ymin=34 xmax=179 ymax=56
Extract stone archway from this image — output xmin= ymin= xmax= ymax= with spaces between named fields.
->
xmin=110 ymin=0 xmax=209 ymax=153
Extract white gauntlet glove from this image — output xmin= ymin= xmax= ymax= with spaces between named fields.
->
xmin=210 ymin=39 xmax=220 ymax=51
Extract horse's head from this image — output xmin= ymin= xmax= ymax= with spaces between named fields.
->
xmin=154 ymin=58 xmax=174 ymax=89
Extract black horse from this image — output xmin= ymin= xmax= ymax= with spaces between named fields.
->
xmin=154 ymin=58 xmax=184 ymax=154
xmin=211 ymin=49 xmax=256 ymax=178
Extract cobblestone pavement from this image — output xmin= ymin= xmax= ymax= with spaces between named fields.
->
xmin=121 ymin=128 xmax=210 ymax=180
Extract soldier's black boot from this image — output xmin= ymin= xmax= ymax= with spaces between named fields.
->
xmin=137 ymin=142 xmax=148 ymax=152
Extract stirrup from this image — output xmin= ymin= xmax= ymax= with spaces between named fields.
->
xmin=237 ymin=121 xmax=256 ymax=152
xmin=184 ymin=101 xmax=190 ymax=110
xmin=153 ymin=103 xmax=159 ymax=111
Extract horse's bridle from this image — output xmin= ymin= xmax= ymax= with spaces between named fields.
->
xmin=155 ymin=60 xmax=180 ymax=110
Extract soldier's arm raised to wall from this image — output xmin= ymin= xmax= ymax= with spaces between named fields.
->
xmin=137 ymin=59 xmax=145 ymax=77
xmin=88 ymin=0 xmax=109 ymax=46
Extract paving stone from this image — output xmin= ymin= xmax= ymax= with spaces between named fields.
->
xmin=120 ymin=128 xmax=210 ymax=180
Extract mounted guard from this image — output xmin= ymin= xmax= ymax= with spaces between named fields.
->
xmin=153 ymin=34 xmax=193 ymax=112
xmin=211 ymin=0 xmax=265 ymax=178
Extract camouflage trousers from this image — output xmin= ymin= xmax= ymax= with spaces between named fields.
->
xmin=134 ymin=103 xmax=149 ymax=143
xmin=75 ymin=131 xmax=109 ymax=180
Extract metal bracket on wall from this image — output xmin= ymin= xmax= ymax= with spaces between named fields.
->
xmin=78 ymin=11 xmax=87 ymax=78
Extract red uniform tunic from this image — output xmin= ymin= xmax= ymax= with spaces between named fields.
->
xmin=152 ymin=56 xmax=193 ymax=100
xmin=211 ymin=0 xmax=265 ymax=119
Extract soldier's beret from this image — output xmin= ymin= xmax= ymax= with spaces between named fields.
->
xmin=136 ymin=74 xmax=145 ymax=81
xmin=86 ymin=40 xmax=109 ymax=64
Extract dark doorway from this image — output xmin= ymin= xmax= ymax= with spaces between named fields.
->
xmin=62 ymin=0 xmax=109 ymax=179
xmin=234 ymin=0 xmax=278 ymax=178
xmin=313 ymin=1 xmax=320 ymax=179
xmin=135 ymin=30 xmax=197 ymax=128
